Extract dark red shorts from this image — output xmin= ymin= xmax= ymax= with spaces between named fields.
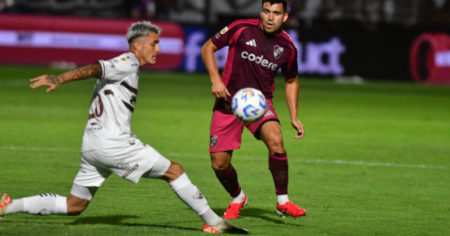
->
xmin=209 ymin=100 xmax=279 ymax=152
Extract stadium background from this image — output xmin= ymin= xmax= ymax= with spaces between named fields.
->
xmin=0 ymin=1 xmax=449 ymax=235
xmin=1 ymin=0 xmax=450 ymax=83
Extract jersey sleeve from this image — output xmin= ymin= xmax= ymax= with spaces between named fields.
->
xmin=211 ymin=20 xmax=247 ymax=49
xmin=281 ymin=44 xmax=299 ymax=79
xmin=98 ymin=53 xmax=139 ymax=81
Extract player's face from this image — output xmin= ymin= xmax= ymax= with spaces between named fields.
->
xmin=135 ymin=32 xmax=160 ymax=66
xmin=260 ymin=2 xmax=288 ymax=35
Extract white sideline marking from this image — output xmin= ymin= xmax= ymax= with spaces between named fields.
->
xmin=166 ymin=153 xmax=448 ymax=170
xmin=1 ymin=146 xmax=447 ymax=170
xmin=1 ymin=146 xmax=77 ymax=153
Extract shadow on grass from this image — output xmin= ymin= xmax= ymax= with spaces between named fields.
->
xmin=68 ymin=215 xmax=199 ymax=232
xmin=213 ymin=207 xmax=305 ymax=227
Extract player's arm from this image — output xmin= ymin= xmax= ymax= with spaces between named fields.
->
xmin=285 ymin=75 xmax=305 ymax=139
xmin=201 ymin=39 xmax=230 ymax=98
xmin=30 ymin=63 xmax=102 ymax=93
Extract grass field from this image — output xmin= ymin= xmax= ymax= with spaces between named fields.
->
xmin=0 ymin=65 xmax=449 ymax=235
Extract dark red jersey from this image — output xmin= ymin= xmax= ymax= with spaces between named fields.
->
xmin=211 ymin=18 xmax=298 ymax=111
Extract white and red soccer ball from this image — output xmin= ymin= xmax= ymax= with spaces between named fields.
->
xmin=232 ymin=87 xmax=268 ymax=123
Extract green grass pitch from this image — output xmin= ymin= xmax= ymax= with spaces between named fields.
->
xmin=0 ymin=65 xmax=449 ymax=235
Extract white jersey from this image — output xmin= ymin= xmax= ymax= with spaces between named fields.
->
xmin=82 ymin=52 xmax=142 ymax=152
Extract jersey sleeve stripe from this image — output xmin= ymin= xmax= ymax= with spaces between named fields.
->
xmin=280 ymin=31 xmax=298 ymax=75
xmin=228 ymin=18 xmax=260 ymax=30
xmin=287 ymin=44 xmax=297 ymax=72
xmin=229 ymin=26 xmax=248 ymax=45
xmin=221 ymin=45 xmax=236 ymax=86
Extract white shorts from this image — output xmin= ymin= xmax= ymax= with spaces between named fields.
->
xmin=73 ymin=143 xmax=171 ymax=187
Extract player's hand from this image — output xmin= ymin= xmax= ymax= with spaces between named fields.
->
xmin=292 ymin=119 xmax=305 ymax=139
xmin=30 ymin=75 xmax=62 ymax=93
xmin=211 ymin=81 xmax=231 ymax=99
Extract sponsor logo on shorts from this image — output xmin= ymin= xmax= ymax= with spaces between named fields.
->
xmin=122 ymin=163 xmax=139 ymax=179
xmin=210 ymin=135 xmax=218 ymax=148
xmin=118 ymin=162 xmax=129 ymax=169
xmin=264 ymin=110 xmax=274 ymax=117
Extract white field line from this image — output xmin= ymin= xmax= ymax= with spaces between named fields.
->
xmin=2 ymin=145 xmax=446 ymax=170
xmin=1 ymin=146 xmax=78 ymax=153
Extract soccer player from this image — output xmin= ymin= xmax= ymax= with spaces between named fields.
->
xmin=0 ymin=21 xmax=247 ymax=234
xmin=201 ymin=0 xmax=306 ymax=219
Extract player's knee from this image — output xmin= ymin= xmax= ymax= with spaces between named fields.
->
xmin=210 ymin=151 xmax=232 ymax=171
xmin=68 ymin=207 xmax=85 ymax=216
xmin=266 ymin=135 xmax=284 ymax=153
xmin=67 ymin=203 xmax=88 ymax=216
xmin=66 ymin=195 xmax=90 ymax=216
xmin=163 ymin=162 xmax=185 ymax=182
xmin=211 ymin=159 xmax=230 ymax=171
xmin=169 ymin=162 xmax=184 ymax=175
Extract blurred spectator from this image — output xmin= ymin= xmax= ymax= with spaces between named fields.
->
xmin=298 ymin=0 xmax=322 ymax=28
xmin=285 ymin=0 xmax=300 ymax=28
xmin=131 ymin=0 xmax=156 ymax=20
xmin=421 ymin=0 xmax=450 ymax=29
xmin=154 ymin=0 xmax=175 ymax=20
xmin=226 ymin=0 xmax=258 ymax=10
xmin=3 ymin=0 xmax=449 ymax=31
xmin=213 ymin=0 xmax=259 ymax=25
xmin=0 ymin=0 xmax=14 ymax=12
xmin=170 ymin=0 xmax=205 ymax=23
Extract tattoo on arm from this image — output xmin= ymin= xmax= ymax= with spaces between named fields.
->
xmin=46 ymin=75 xmax=62 ymax=85
xmin=57 ymin=63 xmax=102 ymax=84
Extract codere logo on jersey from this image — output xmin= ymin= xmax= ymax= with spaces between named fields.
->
xmin=241 ymin=51 xmax=279 ymax=71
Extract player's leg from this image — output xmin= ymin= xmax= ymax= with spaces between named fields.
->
xmin=1 ymin=163 xmax=101 ymax=218
xmin=209 ymin=110 xmax=247 ymax=219
xmin=211 ymin=151 xmax=241 ymax=199
xmin=144 ymin=153 xmax=247 ymax=233
xmin=66 ymin=184 xmax=98 ymax=215
xmin=211 ymin=151 xmax=247 ymax=219
xmin=259 ymin=121 xmax=306 ymax=217
xmin=0 ymin=190 xmax=92 ymax=217
xmin=0 ymin=193 xmax=68 ymax=216
xmin=161 ymin=161 xmax=221 ymax=226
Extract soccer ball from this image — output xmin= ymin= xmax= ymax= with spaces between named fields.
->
xmin=232 ymin=87 xmax=268 ymax=123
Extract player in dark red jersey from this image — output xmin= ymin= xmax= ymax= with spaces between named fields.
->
xmin=201 ymin=0 xmax=306 ymax=219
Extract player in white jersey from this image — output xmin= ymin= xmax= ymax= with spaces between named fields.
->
xmin=0 ymin=21 xmax=247 ymax=234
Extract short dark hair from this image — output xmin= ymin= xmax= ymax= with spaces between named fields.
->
xmin=262 ymin=0 xmax=288 ymax=12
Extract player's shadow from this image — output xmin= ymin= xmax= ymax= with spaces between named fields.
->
xmin=68 ymin=215 xmax=198 ymax=232
xmin=213 ymin=207 xmax=305 ymax=227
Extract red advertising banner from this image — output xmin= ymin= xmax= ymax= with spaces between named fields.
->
xmin=410 ymin=33 xmax=450 ymax=83
xmin=0 ymin=14 xmax=185 ymax=70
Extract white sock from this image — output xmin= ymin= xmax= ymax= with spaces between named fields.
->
xmin=277 ymin=194 xmax=289 ymax=205
xmin=4 ymin=193 xmax=67 ymax=215
xmin=231 ymin=190 xmax=246 ymax=203
xmin=3 ymin=198 xmax=24 ymax=214
xmin=169 ymin=173 xmax=221 ymax=226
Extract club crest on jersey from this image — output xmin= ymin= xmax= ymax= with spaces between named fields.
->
xmin=274 ymin=45 xmax=284 ymax=59
xmin=120 ymin=57 xmax=127 ymax=62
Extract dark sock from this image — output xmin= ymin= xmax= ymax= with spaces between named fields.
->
xmin=269 ymin=152 xmax=288 ymax=195
xmin=215 ymin=164 xmax=241 ymax=198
